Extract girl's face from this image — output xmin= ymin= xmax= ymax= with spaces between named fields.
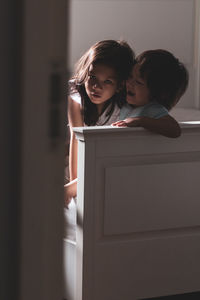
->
xmin=85 ymin=63 xmax=119 ymax=112
xmin=126 ymin=64 xmax=150 ymax=106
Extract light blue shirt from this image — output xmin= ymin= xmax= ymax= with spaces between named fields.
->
xmin=120 ymin=102 xmax=169 ymax=120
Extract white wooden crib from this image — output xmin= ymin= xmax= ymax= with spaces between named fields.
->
xmin=64 ymin=123 xmax=200 ymax=300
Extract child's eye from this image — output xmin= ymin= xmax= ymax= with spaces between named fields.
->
xmin=104 ymin=79 xmax=113 ymax=84
xmin=88 ymin=74 xmax=96 ymax=80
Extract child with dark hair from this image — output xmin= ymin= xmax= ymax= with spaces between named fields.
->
xmin=112 ymin=49 xmax=189 ymax=137
xmin=65 ymin=40 xmax=135 ymax=206
xmin=69 ymin=39 xmax=135 ymax=126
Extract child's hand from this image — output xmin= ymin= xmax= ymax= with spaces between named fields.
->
xmin=64 ymin=179 xmax=77 ymax=208
xmin=112 ymin=117 xmax=143 ymax=127
xmin=112 ymin=115 xmax=181 ymax=137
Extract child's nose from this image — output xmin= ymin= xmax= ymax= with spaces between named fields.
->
xmin=93 ymin=80 xmax=102 ymax=90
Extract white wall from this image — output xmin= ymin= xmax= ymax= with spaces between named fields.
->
xmin=69 ymin=0 xmax=200 ymax=109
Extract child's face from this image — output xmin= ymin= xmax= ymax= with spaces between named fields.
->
xmin=85 ymin=63 xmax=119 ymax=109
xmin=126 ymin=64 xmax=150 ymax=106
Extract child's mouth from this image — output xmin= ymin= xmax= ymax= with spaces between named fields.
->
xmin=91 ymin=93 xmax=101 ymax=98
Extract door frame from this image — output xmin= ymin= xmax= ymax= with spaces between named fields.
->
xmin=19 ymin=0 xmax=68 ymax=299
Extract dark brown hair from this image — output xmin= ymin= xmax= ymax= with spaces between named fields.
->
xmin=136 ymin=49 xmax=189 ymax=110
xmin=69 ymin=40 xmax=135 ymax=125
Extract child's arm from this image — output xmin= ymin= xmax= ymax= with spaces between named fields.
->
xmin=112 ymin=115 xmax=181 ymax=138
xmin=68 ymin=96 xmax=84 ymax=180
xmin=64 ymin=96 xmax=83 ymax=206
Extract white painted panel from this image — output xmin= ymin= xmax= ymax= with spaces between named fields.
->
xmin=104 ymin=161 xmax=200 ymax=235
xmin=96 ymin=133 xmax=200 ymax=157
xmin=94 ymin=235 xmax=200 ymax=300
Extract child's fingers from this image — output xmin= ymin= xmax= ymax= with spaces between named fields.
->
xmin=116 ymin=121 xmax=128 ymax=127
xmin=123 ymin=117 xmax=141 ymax=127
xmin=112 ymin=122 xmax=121 ymax=126
xmin=112 ymin=120 xmax=125 ymax=125
xmin=111 ymin=121 xmax=120 ymax=126
xmin=112 ymin=120 xmax=129 ymax=127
